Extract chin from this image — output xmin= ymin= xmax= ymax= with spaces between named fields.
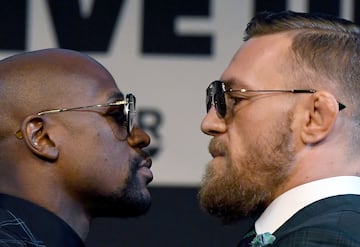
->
xmin=90 ymin=191 xmax=152 ymax=218
xmin=94 ymin=166 xmax=153 ymax=217
xmin=116 ymin=191 xmax=152 ymax=217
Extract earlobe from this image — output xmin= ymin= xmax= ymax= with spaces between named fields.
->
xmin=21 ymin=116 xmax=59 ymax=161
xmin=301 ymin=91 xmax=339 ymax=144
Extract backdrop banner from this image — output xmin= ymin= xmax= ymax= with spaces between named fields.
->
xmin=1 ymin=1 xmax=356 ymax=246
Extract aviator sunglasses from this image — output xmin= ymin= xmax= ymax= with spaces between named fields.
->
xmin=16 ymin=94 xmax=136 ymax=139
xmin=206 ymin=80 xmax=346 ymax=118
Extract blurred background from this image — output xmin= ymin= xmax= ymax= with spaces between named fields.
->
xmin=0 ymin=0 xmax=357 ymax=246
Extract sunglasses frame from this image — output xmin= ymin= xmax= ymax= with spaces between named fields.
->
xmin=15 ymin=94 xmax=136 ymax=139
xmin=206 ymin=80 xmax=346 ymax=119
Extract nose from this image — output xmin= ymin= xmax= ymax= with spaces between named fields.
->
xmin=127 ymin=126 xmax=151 ymax=148
xmin=201 ymin=106 xmax=227 ymax=136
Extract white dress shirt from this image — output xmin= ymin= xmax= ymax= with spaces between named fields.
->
xmin=255 ymin=176 xmax=360 ymax=234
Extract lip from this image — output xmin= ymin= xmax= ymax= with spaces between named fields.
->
xmin=210 ymin=151 xmax=225 ymax=158
xmin=140 ymin=158 xmax=152 ymax=169
xmin=208 ymin=138 xmax=226 ymax=158
xmin=211 ymin=152 xmax=220 ymax=158
xmin=138 ymin=158 xmax=153 ymax=183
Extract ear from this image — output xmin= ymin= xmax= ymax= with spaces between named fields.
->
xmin=301 ymin=91 xmax=339 ymax=144
xmin=20 ymin=116 xmax=59 ymax=161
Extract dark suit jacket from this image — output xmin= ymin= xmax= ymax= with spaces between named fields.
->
xmin=0 ymin=194 xmax=84 ymax=247
xmin=270 ymin=194 xmax=360 ymax=246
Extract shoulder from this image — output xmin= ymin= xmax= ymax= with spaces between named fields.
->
xmin=273 ymin=195 xmax=360 ymax=246
xmin=0 ymin=208 xmax=45 ymax=246
xmin=274 ymin=226 xmax=360 ymax=246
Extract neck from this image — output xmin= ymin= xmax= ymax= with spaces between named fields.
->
xmin=272 ymin=144 xmax=360 ymax=200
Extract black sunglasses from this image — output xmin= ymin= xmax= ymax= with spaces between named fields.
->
xmin=16 ymin=94 xmax=136 ymax=139
xmin=206 ymin=80 xmax=346 ymax=119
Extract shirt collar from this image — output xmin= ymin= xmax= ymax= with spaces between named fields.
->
xmin=255 ymin=176 xmax=360 ymax=234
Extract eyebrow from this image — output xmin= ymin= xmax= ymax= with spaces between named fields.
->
xmin=221 ymin=78 xmax=248 ymax=90
xmin=107 ymin=92 xmax=125 ymax=102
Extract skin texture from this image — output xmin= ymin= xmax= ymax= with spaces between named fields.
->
xmin=199 ymin=32 xmax=356 ymax=223
xmin=0 ymin=49 xmax=153 ymax=241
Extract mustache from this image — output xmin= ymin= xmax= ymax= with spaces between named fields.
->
xmin=139 ymin=149 xmax=151 ymax=161
xmin=132 ymin=149 xmax=152 ymax=168
xmin=208 ymin=138 xmax=227 ymax=157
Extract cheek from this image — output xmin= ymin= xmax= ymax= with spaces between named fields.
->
xmin=226 ymin=119 xmax=251 ymax=162
xmin=89 ymin=131 xmax=132 ymax=180
xmin=225 ymin=109 xmax=282 ymax=163
xmin=62 ymin=145 xmax=132 ymax=196
xmin=58 ymin=122 xmax=133 ymax=193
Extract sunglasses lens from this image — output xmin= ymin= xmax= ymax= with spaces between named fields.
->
xmin=216 ymin=94 xmax=226 ymax=118
xmin=126 ymin=94 xmax=136 ymax=134
xmin=206 ymin=89 xmax=213 ymax=113
xmin=206 ymin=81 xmax=226 ymax=118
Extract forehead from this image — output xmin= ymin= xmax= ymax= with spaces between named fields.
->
xmin=71 ymin=77 xmax=124 ymax=106
xmin=46 ymin=55 xmax=124 ymax=105
xmin=221 ymin=33 xmax=293 ymax=89
xmin=0 ymin=50 xmax=125 ymax=119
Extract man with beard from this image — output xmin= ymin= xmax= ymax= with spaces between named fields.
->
xmin=0 ymin=48 xmax=153 ymax=246
xmin=199 ymin=10 xmax=360 ymax=246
